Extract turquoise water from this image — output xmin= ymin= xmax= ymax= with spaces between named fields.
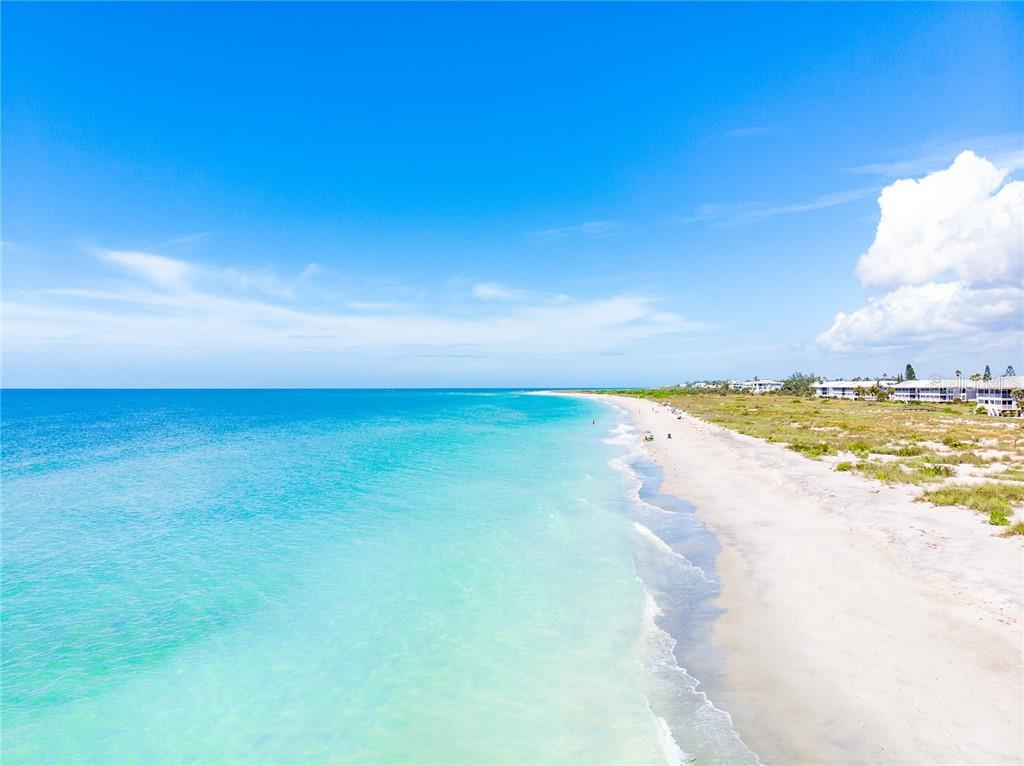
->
xmin=2 ymin=390 xmax=755 ymax=764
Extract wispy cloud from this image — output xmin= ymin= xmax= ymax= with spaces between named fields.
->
xmin=725 ymin=125 xmax=774 ymax=138
xmin=471 ymin=282 xmax=528 ymax=301
xmin=844 ymin=134 xmax=1024 ymax=178
xmin=528 ymin=220 xmax=627 ymax=242
xmin=4 ymin=249 xmax=705 ymax=362
xmin=163 ymin=231 xmax=212 ymax=247
xmin=99 ymin=249 xmax=195 ymax=289
xmin=676 ymin=187 xmax=877 ymax=227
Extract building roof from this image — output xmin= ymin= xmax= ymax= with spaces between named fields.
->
xmin=894 ymin=378 xmax=975 ymax=389
xmin=976 ymin=376 xmax=1024 ymax=390
xmin=815 ymin=380 xmax=889 ymax=388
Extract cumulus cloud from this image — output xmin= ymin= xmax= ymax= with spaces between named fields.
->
xmin=818 ymin=282 xmax=1022 ymax=352
xmin=819 ymin=150 xmax=1024 ymax=352
xmin=855 ymin=151 xmax=1022 ymax=286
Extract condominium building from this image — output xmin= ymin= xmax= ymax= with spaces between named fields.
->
xmin=891 ymin=379 xmax=977 ymax=404
xmin=813 ymin=380 xmax=894 ymax=400
xmin=730 ymin=379 xmax=783 ymax=393
xmin=975 ymin=376 xmax=1024 ymax=415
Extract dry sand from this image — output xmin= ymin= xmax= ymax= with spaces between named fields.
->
xmin=589 ymin=394 xmax=1023 ymax=765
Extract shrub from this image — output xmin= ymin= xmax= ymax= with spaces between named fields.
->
xmin=856 ymin=461 xmax=910 ymax=484
xmin=1002 ymin=522 xmax=1024 ymax=537
xmin=846 ymin=439 xmax=873 ymax=455
xmin=920 ymin=452 xmax=987 ymax=466
xmin=895 ymin=445 xmax=925 ymax=457
xmin=780 ymin=372 xmax=818 ymax=397
xmin=989 ymin=508 xmax=1011 ymax=526
xmin=836 ymin=461 xmax=853 ymax=472
xmin=788 ymin=441 xmax=833 ymax=458
xmin=922 ymin=483 xmax=1024 ymax=525
xmin=872 ymin=444 xmax=925 ymax=457
xmin=908 ymin=464 xmax=954 ymax=482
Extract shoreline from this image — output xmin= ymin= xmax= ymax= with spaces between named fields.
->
xmin=602 ymin=410 xmax=759 ymax=764
xmin=579 ymin=392 xmax=1023 ymax=765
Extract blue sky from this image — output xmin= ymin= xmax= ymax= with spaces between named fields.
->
xmin=3 ymin=2 xmax=1022 ymax=387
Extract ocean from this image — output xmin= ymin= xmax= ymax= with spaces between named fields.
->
xmin=1 ymin=389 xmax=755 ymax=764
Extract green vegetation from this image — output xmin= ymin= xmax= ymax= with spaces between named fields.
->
xmin=922 ymin=483 xmax=1024 ymax=526
xmin=788 ymin=441 xmax=833 ymax=458
xmin=597 ymin=387 xmax=1024 ymax=527
xmin=855 ymin=461 xmax=909 ymax=484
xmin=995 ymin=468 xmax=1024 ymax=482
xmin=779 ymin=372 xmax=818 ymax=397
xmin=919 ymin=452 xmax=988 ymax=465
xmin=854 ymin=461 xmax=953 ymax=485
xmin=1003 ymin=522 xmax=1024 ymax=537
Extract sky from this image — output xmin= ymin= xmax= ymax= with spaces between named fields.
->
xmin=2 ymin=2 xmax=1022 ymax=387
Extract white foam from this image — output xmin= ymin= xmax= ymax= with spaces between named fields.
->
xmin=594 ymin=400 xmax=760 ymax=763
xmin=641 ymin=591 xmax=762 ymax=764
xmin=632 ymin=522 xmax=713 ymax=583
xmin=653 ymin=710 xmax=690 ymax=766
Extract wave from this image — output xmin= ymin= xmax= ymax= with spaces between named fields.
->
xmin=632 ymin=522 xmax=714 ymax=584
xmin=598 ymin=405 xmax=760 ymax=765
xmin=642 ymin=591 xmax=760 ymax=765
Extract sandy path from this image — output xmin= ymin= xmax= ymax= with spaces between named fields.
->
xmin=589 ymin=394 xmax=1023 ymax=765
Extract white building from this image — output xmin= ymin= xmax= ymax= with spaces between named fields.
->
xmin=891 ymin=378 xmax=977 ymax=404
xmin=730 ymin=379 xmax=783 ymax=393
xmin=975 ymin=376 xmax=1024 ymax=415
xmin=813 ymin=380 xmax=894 ymax=400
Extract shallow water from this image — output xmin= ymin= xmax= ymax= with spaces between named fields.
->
xmin=1 ymin=390 xmax=754 ymax=764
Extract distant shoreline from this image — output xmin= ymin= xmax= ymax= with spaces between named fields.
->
xmin=567 ymin=392 xmax=1023 ymax=765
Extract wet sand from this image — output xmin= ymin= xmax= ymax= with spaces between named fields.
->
xmin=587 ymin=393 xmax=1023 ymax=765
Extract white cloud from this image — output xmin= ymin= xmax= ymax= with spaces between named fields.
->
xmin=4 ymin=250 xmax=704 ymax=361
xmin=819 ymin=151 xmax=1024 ymax=353
xmin=725 ymin=126 xmax=773 ymax=138
xmin=529 ymin=220 xmax=626 ymax=241
xmin=471 ymin=282 xmax=527 ymax=301
xmin=678 ymin=187 xmax=876 ymax=227
xmin=845 ymin=134 xmax=1024 ymax=178
xmin=855 ymin=151 xmax=1023 ymax=287
xmin=164 ymin=231 xmax=212 ymax=246
xmin=818 ymin=282 xmax=1023 ymax=352
xmin=99 ymin=249 xmax=194 ymax=289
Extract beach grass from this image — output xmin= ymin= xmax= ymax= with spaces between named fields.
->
xmin=601 ymin=388 xmax=1024 ymax=524
xmin=1002 ymin=522 xmax=1024 ymax=537
xmin=922 ymin=483 xmax=1024 ymax=526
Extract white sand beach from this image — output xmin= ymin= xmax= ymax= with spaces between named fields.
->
xmin=589 ymin=394 xmax=1024 ymax=765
